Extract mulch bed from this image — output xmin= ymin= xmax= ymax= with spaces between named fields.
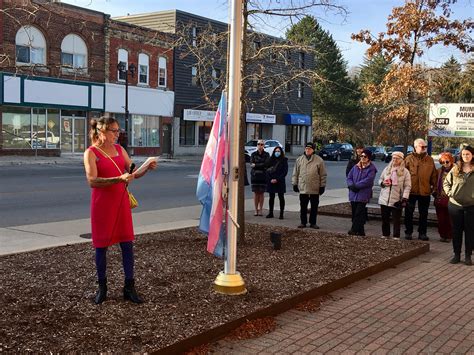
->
xmin=319 ymin=202 xmax=438 ymax=224
xmin=0 ymin=223 xmax=425 ymax=353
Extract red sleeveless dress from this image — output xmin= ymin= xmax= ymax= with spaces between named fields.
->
xmin=89 ymin=144 xmax=134 ymax=248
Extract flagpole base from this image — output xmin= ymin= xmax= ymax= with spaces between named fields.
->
xmin=214 ymin=271 xmax=247 ymax=295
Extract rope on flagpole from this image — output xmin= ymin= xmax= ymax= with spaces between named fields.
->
xmin=227 ymin=209 xmax=240 ymax=229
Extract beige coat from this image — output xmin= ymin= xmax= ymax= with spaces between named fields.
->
xmin=378 ymin=166 xmax=411 ymax=207
xmin=291 ymin=154 xmax=327 ymax=194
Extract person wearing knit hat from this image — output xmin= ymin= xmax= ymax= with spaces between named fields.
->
xmin=433 ymin=152 xmax=455 ymax=243
xmin=443 ymin=145 xmax=474 ymax=265
xmin=378 ymin=150 xmax=411 ymax=238
xmin=346 ymin=149 xmax=378 ymax=236
xmin=404 ymin=138 xmax=437 ymax=241
xmin=292 ymin=142 xmax=327 ymax=229
xmin=346 ymin=145 xmax=365 ymax=177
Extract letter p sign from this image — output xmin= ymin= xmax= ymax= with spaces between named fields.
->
xmin=437 ymin=106 xmax=449 ymax=117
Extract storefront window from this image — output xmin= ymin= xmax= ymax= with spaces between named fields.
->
xmin=248 ymin=123 xmax=262 ymax=140
xmin=46 ymin=110 xmax=60 ymax=149
xmin=180 ymin=119 xmax=195 ymax=145
xmin=198 ymin=121 xmax=212 ymax=145
xmin=32 ymin=109 xmax=46 ymax=148
xmin=286 ymin=125 xmax=302 ymax=145
xmin=1 ymin=107 xmax=32 ymax=148
xmin=131 ymin=115 xmax=160 ymax=147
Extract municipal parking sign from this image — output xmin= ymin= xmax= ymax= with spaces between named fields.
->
xmin=429 ymin=103 xmax=474 ymax=137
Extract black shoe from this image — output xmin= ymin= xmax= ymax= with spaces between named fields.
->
xmin=418 ymin=234 xmax=429 ymax=241
xmin=94 ymin=278 xmax=107 ymax=304
xmin=405 ymin=234 xmax=413 ymax=240
xmin=309 ymin=224 xmax=320 ymax=229
xmin=266 ymin=213 xmax=274 ymax=218
xmin=279 ymin=212 xmax=284 ymax=220
xmin=465 ymin=256 xmax=472 ymax=266
xmin=348 ymin=230 xmax=356 ymax=235
xmin=123 ymin=279 xmax=144 ymax=304
xmin=450 ymin=254 xmax=461 ymax=264
xmin=297 ymin=224 xmax=306 ymax=228
xmin=355 ymin=232 xmax=366 ymax=237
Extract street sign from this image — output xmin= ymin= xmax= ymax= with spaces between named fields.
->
xmin=428 ymin=103 xmax=474 ymax=137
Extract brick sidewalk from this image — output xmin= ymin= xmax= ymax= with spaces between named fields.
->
xmin=211 ymin=214 xmax=474 ymax=354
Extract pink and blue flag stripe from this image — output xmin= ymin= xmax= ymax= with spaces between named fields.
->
xmin=196 ymin=92 xmax=227 ymax=257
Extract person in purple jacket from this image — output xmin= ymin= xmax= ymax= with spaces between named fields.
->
xmin=347 ymin=149 xmax=378 ymax=236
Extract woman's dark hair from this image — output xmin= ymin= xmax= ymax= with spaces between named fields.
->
xmin=454 ymin=145 xmax=474 ymax=176
xmin=89 ymin=117 xmax=119 ymax=144
xmin=271 ymin=146 xmax=285 ymax=159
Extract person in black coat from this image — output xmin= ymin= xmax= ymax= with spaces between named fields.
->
xmin=346 ymin=145 xmax=364 ymax=177
xmin=250 ymin=139 xmax=270 ymax=216
xmin=265 ymin=146 xmax=288 ymax=219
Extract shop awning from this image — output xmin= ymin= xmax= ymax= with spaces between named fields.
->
xmin=284 ymin=113 xmax=311 ymax=126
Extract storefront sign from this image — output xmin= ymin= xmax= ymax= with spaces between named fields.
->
xmin=183 ymin=109 xmax=216 ymax=122
xmin=246 ymin=113 xmax=276 ymax=124
xmin=429 ymin=103 xmax=474 ymax=137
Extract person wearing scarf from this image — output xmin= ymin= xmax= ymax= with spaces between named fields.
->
xmin=434 ymin=152 xmax=454 ymax=242
xmin=378 ymin=151 xmax=411 ymax=238
xmin=347 ymin=149 xmax=377 ymax=236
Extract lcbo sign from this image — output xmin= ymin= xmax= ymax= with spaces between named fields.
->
xmin=429 ymin=103 xmax=474 ymax=138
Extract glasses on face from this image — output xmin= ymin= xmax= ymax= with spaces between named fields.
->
xmin=420 ymin=145 xmax=428 ymax=149
xmin=257 ymin=143 xmax=264 ymax=146
xmin=441 ymin=161 xmax=451 ymax=165
xmin=107 ymin=128 xmax=120 ymax=134
xmin=360 ymin=155 xmax=368 ymax=158
xmin=392 ymin=157 xmax=402 ymax=160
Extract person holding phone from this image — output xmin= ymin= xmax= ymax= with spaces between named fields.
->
xmin=378 ymin=151 xmax=411 ymax=238
xmin=84 ymin=117 xmax=157 ymax=304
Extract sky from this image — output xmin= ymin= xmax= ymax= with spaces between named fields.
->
xmin=62 ymin=0 xmax=473 ymax=69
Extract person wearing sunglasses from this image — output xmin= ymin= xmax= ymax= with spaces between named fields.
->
xmin=378 ymin=151 xmax=411 ymax=238
xmin=443 ymin=146 xmax=474 ymax=265
xmin=347 ymin=149 xmax=377 ymax=236
xmin=433 ymin=152 xmax=455 ymax=243
xmin=250 ymin=139 xmax=270 ymax=216
xmin=403 ymin=138 xmax=437 ymax=241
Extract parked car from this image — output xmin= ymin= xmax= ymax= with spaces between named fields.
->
xmin=318 ymin=143 xmax=354 ymax=161
xmin=366 ymin=146 xmax=388 ymax=161
xmin=244 ymin=139 xmax=283 ymax=162
xmin=385 ymin=145 xmax=414 ymax=162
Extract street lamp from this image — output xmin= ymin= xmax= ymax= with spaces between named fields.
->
xmin=117 ymin=61 xmax=136 ymax=152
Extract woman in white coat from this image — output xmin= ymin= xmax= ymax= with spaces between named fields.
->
xmin=378 ymin=151 xmax=412 ymax=238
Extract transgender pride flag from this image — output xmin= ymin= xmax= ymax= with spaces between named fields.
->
xmin=196 ymin=92 xmax=227 ymax=257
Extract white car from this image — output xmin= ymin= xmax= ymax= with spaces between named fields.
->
xmin=244 ymin=139 xmax=284 ymax=162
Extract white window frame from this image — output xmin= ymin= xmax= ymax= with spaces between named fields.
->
xmin=61 ymin=33 xmax=88 ymax=72
xmin=298 ymin=82 xmax=304 ymax=99
xmin=191 ymin=66 xmax=198 ymax=87
xmin=138 ymin=53 xmax=149 ymax=85
xmin=118 ymin=49 xmax=128 ymax=82
xmin=15 ymin=26 xmax=46 ymax=66
xmin=158 ymin=57 xmax=167 ymax=88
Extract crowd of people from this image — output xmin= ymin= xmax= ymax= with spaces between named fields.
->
xmin=249 ymin=138 xmax=474 ymax=267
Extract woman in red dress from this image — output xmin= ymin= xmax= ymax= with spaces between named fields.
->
xmin=83 ymin=117 xmax=157 ymax=304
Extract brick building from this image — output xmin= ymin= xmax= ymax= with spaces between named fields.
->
xmin=106 ymin=19 xmax=174 ymax=156
xmin=0 ymin=0 xmax=175 ymax=156
xmin=0 ymin=0 xmax=107 ymax=156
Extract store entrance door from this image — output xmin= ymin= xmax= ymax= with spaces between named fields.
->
xmin=61 ymin=116 xmax=86 ymax=153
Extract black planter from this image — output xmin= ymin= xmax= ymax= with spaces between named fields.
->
xmin=270 ymin=232 xmax=282 ymax=250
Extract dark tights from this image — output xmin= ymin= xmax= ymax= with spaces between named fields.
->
xmin=268 ymin=192 xmax=285 ymax=213
xmin=95 ymin=241 xmax=134 ymax=281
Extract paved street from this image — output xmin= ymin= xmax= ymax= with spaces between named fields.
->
xmin=0 ymin=157 xmax=389 ymax=227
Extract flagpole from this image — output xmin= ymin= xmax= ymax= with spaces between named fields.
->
xmin=214 ymin=0 xmax=246 ymax=295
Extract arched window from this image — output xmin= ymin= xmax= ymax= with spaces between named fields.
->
xmin=118 ymin=49 xmax=128 ymax=81
xmin=138 ymin=53 xmax=149 ymax=85
xmin=158 ymin=57 xmax=167 ymax=87
xmin=61 ymin=34 xmax=88 ymax=71
xmin=15 ymin=26 xmax=46 ymax=65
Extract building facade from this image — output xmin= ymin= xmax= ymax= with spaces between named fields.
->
xmin=0 ymin=0 xmax=107 ymax=156
xmin=115 ymin=10 xmax=313 ymax=156
xmin=0 ymin=1 xmax=175 ymax=156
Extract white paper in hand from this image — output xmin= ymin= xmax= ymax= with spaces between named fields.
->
xmin=135 ymin=157 xmax=158 ymax=175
